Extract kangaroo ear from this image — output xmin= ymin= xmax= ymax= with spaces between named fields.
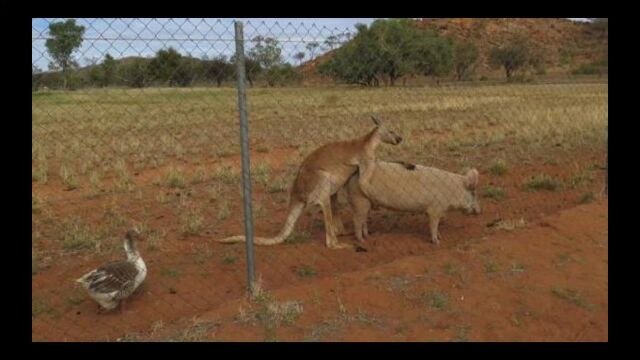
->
xmin=463 ymin=169 xmax=479 ymax=190
xmin=370 ymin=115 xmax=381 ymax=126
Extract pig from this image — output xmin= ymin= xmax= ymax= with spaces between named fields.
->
xmin=346 ymin=159 xmax=481 ymax=244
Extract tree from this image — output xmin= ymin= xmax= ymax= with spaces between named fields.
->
xmin=453 ymin=41 xmax=479 ymax=81
xmin=264 ymin=63 xmax=301 ymax=87
xmin=45 ymin=19 xmax=85 ymax=90
xmin=230 ymin=55 xmax=262 ymax=87
xmin=86 ymin=54 xmax=117 ymax=87
xmin=411 ymin=35 xmax=454 ymax=81
xmin=489 ymin=37 xmax=539 ymax=80
xmin=318 ymin=23 xmax=380 ymax=86
xmin=589 ymin=18 xmax=608 ymax=66
xmin=248 ymin=36 xmax=283 ymax=69
xmin=294 ymin=52 xmax=306 ymax=65
xmin=319 ymin=19 xmax=453 ymax=87
xmin=101 ymin=53 xmax=117 ymax=86
xmin=247 ymin=36 xmax=286 ymax=87
xmin=590 ymin=18 xmax=608 ymax=38
xmin=171 ymin=58 xmax=196 ymax=87
xmin=306 ymin=41 xmax=320 ymax=61
xmin=203 ymin=56 xmax=234 ymax=87
xmin=118 ymin=58 xmax=149 ymax=88
xmin=32 ymin=66 xmax=42 ymax=91
xmin=324 ymin=35 xmax=339 ymax=51
xmin=148 ymin=47 xmax=182 ymax=85
xmin=369 ymin=19 xmax=422 ymax=86
xmin=88 ymin=63 xmax=104 ymax=87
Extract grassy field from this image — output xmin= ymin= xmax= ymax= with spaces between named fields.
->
xmin=32 ymin=81 xmax=607 ymax=341
xmin=32 ymin=82 xmax=607 ymax=187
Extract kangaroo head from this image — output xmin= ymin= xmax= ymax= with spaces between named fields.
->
xmin=371 ymin=115 xmax=402 ymax=145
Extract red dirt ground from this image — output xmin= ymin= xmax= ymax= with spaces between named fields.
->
xmin=145 ymin=200 xmax=609 ymax=342
xmin=32 ymin=148 xmax=607 ymax=342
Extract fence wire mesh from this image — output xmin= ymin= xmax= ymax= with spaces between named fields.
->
xmin=32 ymin=18 xmax=608 ymax=342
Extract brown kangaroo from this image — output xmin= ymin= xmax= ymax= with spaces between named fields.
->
xmin=217 ymin=116 xmax=402 ymax=249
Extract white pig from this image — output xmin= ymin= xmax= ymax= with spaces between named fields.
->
xmin=346 ymin=159 xmax=481 ymax=244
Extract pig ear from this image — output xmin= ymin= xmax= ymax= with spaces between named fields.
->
xmin=464 ymin=169 xmax=479 ymax=190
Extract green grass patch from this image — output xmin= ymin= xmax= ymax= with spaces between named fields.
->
xmin=285 ymin=230 xmax=311 ymax=244
xmin=426 ymin=290 xmax=449 ymax=310
xmin=482 ymin=186 xmax=506 ymax=201
xmin=524 ymin=174 xmax=562 ymax=191
xmin=551 ymin=287 xmax=591 ymax=309
xmin=160 ymin=267 xmax=181 ymax=278
xmin=488 ymin=159 xmax=508 ymax=176
xmin=59 ymin=218 xmax=101 ymax=251
xmin=578 ymin=191 xmax=596 ymax=204
xmin=164 ymin=167 xmax=186 ymax=189
xmin=295 ymin=265 xmax=318 ymax=278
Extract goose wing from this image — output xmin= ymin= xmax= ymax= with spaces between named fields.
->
xmin=85 ymin=261 xmax=140 ymax=294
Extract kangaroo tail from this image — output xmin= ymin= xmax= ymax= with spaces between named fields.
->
xmin=216 ymin=201 xmax=305 ymax=245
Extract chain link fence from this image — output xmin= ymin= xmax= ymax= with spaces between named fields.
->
xmin=32 ymin=18 xmax=608 ymax=341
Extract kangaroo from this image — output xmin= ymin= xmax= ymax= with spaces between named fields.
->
xmin=217 ymin=116 xmax=403 ymax=249
xmin=346 ymin=159 xmax=481 ymax=245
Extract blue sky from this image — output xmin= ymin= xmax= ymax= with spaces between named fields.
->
xmin=31 ymin=18 xmax=591 ymax=71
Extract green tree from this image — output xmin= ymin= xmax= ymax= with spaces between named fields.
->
xmin=369 ymin=19 xmax=423 ymax=86
xmin=203 ymin=56 xmax=234 ymax=87
xmin=248 ymin=36 xmax=283 ymax=70
xmin=590 ymin=18 xmax=608 ymax=37
xmin=318 ymin=23 xmax=380 ymax=86
xmin=118 ymin=58 xmax=149 ymax=88
xmin=148 ymin=47 xmax=182 ymax=85
xmin=45 ymin=19 xmax=85 ymax=89
xmin=264 ymin=63 xmax=301 ymax=87
xmin=88 ymin=64 xmax=104 ymax=87
xmin=319 ymin=19 xmax=453 ymax=86
xmin=101 ymin=53 xmax=117 ymax=86
xmin=32 ymin=66 xmax=42 ymax=91
xmin=489 ymin=37 xmax=539 ymax=80
xmin=324 ymin=35 xmax=339 ymax=51
xmin=171 ymin=58 xmax=196 ymax=87
xmin=230 ymin=55 xmax=262 ymax=87
xmin=590 ymin=18 xmax=608 ymax=67
xmin=294 ymin=52 xmax=306 ymax=65
xmin=86 ymin=54 xmax=117 ymax=87
xmin=247 ymin=36 xmax=285 ymax=87
xmin=453 ymin=41 xmax=479 ymax=81
xmin=412 ymin=35 xmax=454 ymax=81
xmin=306 ymin=41 xmax=320 ymax=61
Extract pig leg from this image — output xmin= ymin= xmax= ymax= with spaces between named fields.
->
xmin=428 ymin=215 xmax=441 ymax=245
xmin=348 ymin=180 xmax=371 ymax=243
xmin=362 ymin=218 xmax=369 ymax=240
xmin=352 ymin=199 xmax=370 ymax=243
xmin=353 ymin=215 xmax=364 ymax=243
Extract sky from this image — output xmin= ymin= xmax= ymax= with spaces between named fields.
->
xmin=31 ymin=18 xmax=591 ymax=71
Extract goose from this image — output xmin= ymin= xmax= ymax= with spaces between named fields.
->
xmin=76 ymin=229 xmax=147 ymax=311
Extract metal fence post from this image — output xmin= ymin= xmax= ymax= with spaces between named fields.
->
xmin=234 ymin=20 xmax=256 ymax=297
xmin=605 ymin=137 xmax=608 ymax=196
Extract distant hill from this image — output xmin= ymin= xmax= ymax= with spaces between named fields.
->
xmin=300 ymin=18 xmax=608 ymax=78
